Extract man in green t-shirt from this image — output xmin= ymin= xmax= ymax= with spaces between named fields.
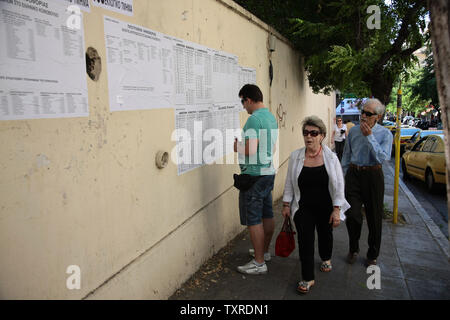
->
xmin=234 ymin=84 xmax=278 ymax=275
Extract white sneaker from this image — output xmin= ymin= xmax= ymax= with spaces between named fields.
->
xmin=237 ymin=259 xmax=268 ymax=275
xmin=248 ymin=249 xmax=271 ymax=262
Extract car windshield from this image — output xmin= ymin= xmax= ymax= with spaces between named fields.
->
xmin=410 ymin=132 xmax=420 ymax=141
xmin=412 ymin=137 xmax=427 ymax=151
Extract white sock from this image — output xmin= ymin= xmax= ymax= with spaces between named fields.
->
xmin=254 ymin=260 xmax=265 ymax=267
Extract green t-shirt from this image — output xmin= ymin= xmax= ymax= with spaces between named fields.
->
xmin=239 ymin=108 xmax=278 ymax=176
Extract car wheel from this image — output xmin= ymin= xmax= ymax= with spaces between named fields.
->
xmin=425 ymin=169 xmax=435 ymax=192
xmin=402 ymin=160 xmax=409 ymax=181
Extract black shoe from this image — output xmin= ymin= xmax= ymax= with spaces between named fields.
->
xmin=365 ymin=258 xmax=377 ymax=267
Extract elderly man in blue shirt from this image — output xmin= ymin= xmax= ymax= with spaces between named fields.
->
xmin=341 ymin=98 xmax=393 ymax=266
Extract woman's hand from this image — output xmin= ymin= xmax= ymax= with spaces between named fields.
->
xmin=282 ymin=204 xmax=291 ymax=218
xmin=329 ymin=207 xmax=340 ymax=228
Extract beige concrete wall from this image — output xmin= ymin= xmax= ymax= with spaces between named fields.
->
xmin=0 ymin=0 xmax=335 ymax=299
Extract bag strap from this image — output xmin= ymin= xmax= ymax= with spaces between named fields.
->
xmin=282 ymin=216 xmax=294 ymax=233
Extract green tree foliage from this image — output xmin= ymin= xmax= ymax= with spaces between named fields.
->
xmin=386 ymin=68 xmax=428 ymax=115
xmin=410 ymin=44 xmax=439 ymax=107
xmin=234 ymin=0 xmax=428 ymax=105
xmin=386 ymin=41 xmax=439 ymax=117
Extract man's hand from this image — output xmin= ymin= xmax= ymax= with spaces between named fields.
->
xmin=234 ymin=138 xmax=258 ymax=156
xmin=360 ymin=120 xmax=372 ymax=136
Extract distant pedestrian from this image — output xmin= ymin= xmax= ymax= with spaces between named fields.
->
xmin=344 ymin=120 xmax=355 ymax=137
xmin=234 ymin=84 xmax=278 ymax=275
xmin=282 ymin=116 xmax=349 ymax=294
xmin=341 ymin=99 xmax=393 ymax=266
xmin=332 ymin=117 xmax=347 ymax=161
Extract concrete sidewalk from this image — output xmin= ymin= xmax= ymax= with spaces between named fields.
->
xmin=170 ymin=162 xmax=450 ymax=300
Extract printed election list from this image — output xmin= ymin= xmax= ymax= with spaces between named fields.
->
xmin=174 ymin=103 xmax=240 ymax=175
xmin=0 ymin=0 xmax=88 ymax=120
xmin=104 ymin=16 xmax=175 ymax=111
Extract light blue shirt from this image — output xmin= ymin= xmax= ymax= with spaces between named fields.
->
xmin=341 ymin=123 xmax=393 ymax=174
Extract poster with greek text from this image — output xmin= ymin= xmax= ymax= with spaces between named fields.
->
xmin=238 ymin=66 xmax=256 ymax=89
xmin=104 ymin=16 xmax=175 ymax=111
xmin=0 ymin=0 xmax=88 ymax=120
xmin=174 ymin=103 xmax=241 ymax=175
xmin=91 ymin=0 xmax=132 ymax=16
xmin=59 ymin=0 xmax=90 ymax=12
xmin=172 ymin=38 xmax=213 ymax=106
xmin=174 ymin=105 xmax=211 ymax=175
xmin=211 ymin=49 xmax=239 ymax=104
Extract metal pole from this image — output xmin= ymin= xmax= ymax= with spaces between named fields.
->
xmin=393 ymin=84 xmax=402 ymax=224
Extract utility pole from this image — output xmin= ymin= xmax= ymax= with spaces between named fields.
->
xmin=393 ymin=81 xmax=402 ymax=224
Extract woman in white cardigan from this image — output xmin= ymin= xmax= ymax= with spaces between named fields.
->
xmin=282 ymin=116 xmax=350 ymax=294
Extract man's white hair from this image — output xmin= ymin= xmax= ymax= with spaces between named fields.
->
xmin=363 ymin=98 xmax=385 ymax=115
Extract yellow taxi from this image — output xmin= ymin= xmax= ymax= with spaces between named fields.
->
xmin=402 ymin=134 xmax=447 ymax=191
xmin=392 ymin=127 xmax=420 ymax=155
xmin=403 ymin=129 xmax=444 ymax=152
xmin=382 ymin=120 xmax=396 ymax=131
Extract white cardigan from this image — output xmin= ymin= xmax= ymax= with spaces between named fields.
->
xmin=282 ymin=145 xmax=350 ymax=220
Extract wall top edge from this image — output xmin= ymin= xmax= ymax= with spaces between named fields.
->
xmin=216 ymin=0 xmax=294 ymax=49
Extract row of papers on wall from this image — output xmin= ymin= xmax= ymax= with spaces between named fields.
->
xmin=0 ymin=0 xmax=256 ymax=174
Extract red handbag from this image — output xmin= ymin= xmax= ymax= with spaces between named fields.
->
xmin=275 ymin=216 xmax=296 ymax=257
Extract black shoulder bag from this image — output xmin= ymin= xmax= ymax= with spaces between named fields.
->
xmin=233 ymin=174 xmax=261 ymax=191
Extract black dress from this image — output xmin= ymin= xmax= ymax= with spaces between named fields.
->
xmin=293 ymin=165 xmax=334 ymax=281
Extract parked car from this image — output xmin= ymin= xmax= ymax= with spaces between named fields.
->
xmin=404 ymin=129 xmax=444 ymax=152
xmin=417 ymin=120 xmax=430 ymax=130
xmin=382 ymin=120 xmax=396 ymax=131
xmin=391 ymin=127 xmax=421 ymax=155
xmin=402 ymin=134 xmax=446 ymax=192
xmin=402 ymin=116 xmax=414 ymax=125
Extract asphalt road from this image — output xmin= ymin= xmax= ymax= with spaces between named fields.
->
xmin=389 ymin=156 xmax=449 ymax=238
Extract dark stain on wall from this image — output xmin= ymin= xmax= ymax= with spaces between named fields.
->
xmin=86 ymin=47 xmax=101 ymax=81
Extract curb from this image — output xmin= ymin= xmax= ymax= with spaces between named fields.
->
xmin=385 ymin=161 xmax=450 ymax=259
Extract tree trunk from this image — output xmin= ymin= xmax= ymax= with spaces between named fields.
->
xmin=428 ymin=0 xmax=450 ymax=245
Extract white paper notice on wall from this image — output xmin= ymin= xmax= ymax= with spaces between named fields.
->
xmin=237 ymin=66 xmax=257 ymax=112
xmin=104 ymin=16 xmax=175 ymax=111
xmin=174 ymin=105 xmax=211 ymax=175
xmin=172 ymin=38 xmax=214 ymax=106
xmin=174 ymin=103 xmax=241 ymax=175
xmin=59 ymin=0 xmax=91 ymax=12
xmin=238 ymin=66 xmax=257 ymax=89
xmin=0 ymin=0 xmax=89 ymax=121
xmin=92 ymin=0 xmax=133 ymax=16
xmin=211 ymin=50 xmax=239 ymax=104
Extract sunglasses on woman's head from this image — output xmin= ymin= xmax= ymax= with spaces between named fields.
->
xmin=303 ymin=129 xmax=320 ymax=137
